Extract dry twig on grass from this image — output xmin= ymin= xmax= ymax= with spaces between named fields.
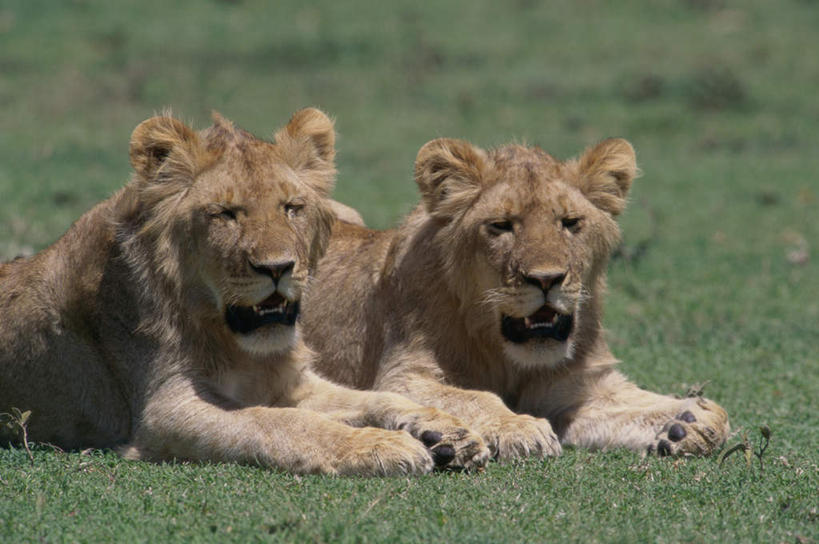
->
xmin=1 ymin=407 xmax=34 ymax=465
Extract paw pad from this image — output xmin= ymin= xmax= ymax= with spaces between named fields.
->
xmin=668 ymin=423 xmax=687 ymax=442
xmin=420 ymin=430 xmax=442 ymax=447
xmin=677 ymin=411 xmax=696 ymax=423
xmin=431 ymin=445 xmax=456 ymax=466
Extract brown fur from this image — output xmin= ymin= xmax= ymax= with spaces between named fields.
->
xmin=0 ymin=110 xmax=489 ymax=475
xmin=302 ymin=138 xmax=730 ymax=459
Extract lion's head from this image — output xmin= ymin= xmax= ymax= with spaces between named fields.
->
xmin=414 ymin=138 xmax=638 ymax=369
xmin=122 ymin=108 xmax=336 ymax=355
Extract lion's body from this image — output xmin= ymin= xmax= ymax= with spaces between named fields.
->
xmin=0 ymin=111 xmax=488 ymax=474
xmin=303 ymin=139 xmax=729 ymax=458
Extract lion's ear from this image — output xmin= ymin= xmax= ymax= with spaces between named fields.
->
xmin=574 ymin=138 xmax=639 ymax=216
xmin=130 ymin=115 xmax=202 ymax=182
xmin=415 ymin=138 xmax=486 ymax=219
xmin=274 ymin=108 xmax=336 ymax=197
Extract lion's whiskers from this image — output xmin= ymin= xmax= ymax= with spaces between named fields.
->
xmin=479 ymin=287 xmax=516 ymax=308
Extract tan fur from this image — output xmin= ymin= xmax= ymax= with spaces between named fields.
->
xmin=327 ymin=199 xmax=365 ymax=226
xmin=0 ymin=110 xmax=489 ymax=475
xmin=302 ymin=138 xmax=730 ymax=459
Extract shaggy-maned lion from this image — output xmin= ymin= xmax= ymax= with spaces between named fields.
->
xmin=302 ymin=137 xmax=730 ymax=459
xmin=0 ymin=110 xmax=490 ymax=475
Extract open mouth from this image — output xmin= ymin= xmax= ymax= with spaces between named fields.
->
xmin=225 ymin=292 xmax=299 ymax=334
xmin=500 ymin=304 xmax=573 ymax=344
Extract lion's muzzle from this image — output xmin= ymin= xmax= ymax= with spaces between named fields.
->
xmin=225 ymin=292 xmax=300 ymax=334
xmin=500 ymin=304 xmax=574 ymax=344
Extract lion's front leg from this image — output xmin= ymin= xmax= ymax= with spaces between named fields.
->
xmin=293 ymin=371 xmax=490 ymax=471
xmin=123 ymin=377 xmax=434 ymax=476
xmin=523 ymin=369 xmax=730 ymax=457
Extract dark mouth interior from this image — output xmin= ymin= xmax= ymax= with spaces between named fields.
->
xmin=501 ymin=304 xmax=573 ymax=344
xmin=225 ymin=292 xmax=299 ymax=334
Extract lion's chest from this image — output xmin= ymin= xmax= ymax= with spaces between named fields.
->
xmin=213 ymin=363 xmax=301 ymax=407
xmin=214 ymin=369 xmax=275 ymax=406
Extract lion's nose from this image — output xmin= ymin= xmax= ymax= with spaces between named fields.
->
xmin=523 ymin=270 xmax=566 ymax=292
xmin=250 ymin=260 xmax=295 ymax=282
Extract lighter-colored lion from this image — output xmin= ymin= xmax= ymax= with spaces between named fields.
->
xmin=0 ymin=109 xmax=489 ymax=475
xmin=302 ymin=137 xmax=730 ymax=459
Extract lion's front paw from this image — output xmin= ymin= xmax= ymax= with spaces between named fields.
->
xmin=477 ymin=413 xmax=562 ymax=460
xmin=336 ymin=428 xmax=434 ymax=476
xmin=650 ymin=398 xmax=730 ymax=457
xmin=398 ymin=409 xmax=490 ymax=471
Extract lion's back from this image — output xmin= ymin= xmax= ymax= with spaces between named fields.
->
xmin=0 ymin=207 xmax=133 ymax=449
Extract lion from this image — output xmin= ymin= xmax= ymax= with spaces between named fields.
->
xmin=301 ymin=137 xmax=730 ymax=459
xmin=0 ymin=109 xmax=490 ymax=475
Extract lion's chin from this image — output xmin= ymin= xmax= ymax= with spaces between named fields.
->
xmin=502 ymin=338 xmax=574 ymax=370
xmin=233 ymin=325 xmax=298 ymax=356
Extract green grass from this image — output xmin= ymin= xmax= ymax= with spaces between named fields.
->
xmin=1 ymin=0 xmax=817 ymax=542
xmin=2 ymin=446 xmax=815 ymax=543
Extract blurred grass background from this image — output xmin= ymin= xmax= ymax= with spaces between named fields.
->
xmin=1 ymin=0 xmax=817 ymax=542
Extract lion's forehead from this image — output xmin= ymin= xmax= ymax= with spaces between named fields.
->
xmin=198 ymin=156 xmax=304 ymax=206
xmin=485 ymin=147 xmax=580 ymax=202
xmin=223 ymin=143 xmax=297 ymax=178
xmin=490 ymin=144 xmax=555 ymax=165
xmin=482 ymin=170 xmax=582 ymax=219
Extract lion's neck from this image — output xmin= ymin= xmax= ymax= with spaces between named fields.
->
xmin=388 ymin=227 xmax=513 ymax=389
xmin=208 ymin=342 xmax=310 ymax=406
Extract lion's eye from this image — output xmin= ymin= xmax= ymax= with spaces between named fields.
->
xmin=487 ymin=220 xmax=514 ymax=235
xmin=285 ymin=203 xmax=305 ymax=219
xmin=209 ymin=206 xmax=238 ymax=221
xmin=561 ymin=217 xmax=582 ymax=233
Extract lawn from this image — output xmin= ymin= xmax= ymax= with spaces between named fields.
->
xmin=1 ymin=0 xmax=817 ymax=542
